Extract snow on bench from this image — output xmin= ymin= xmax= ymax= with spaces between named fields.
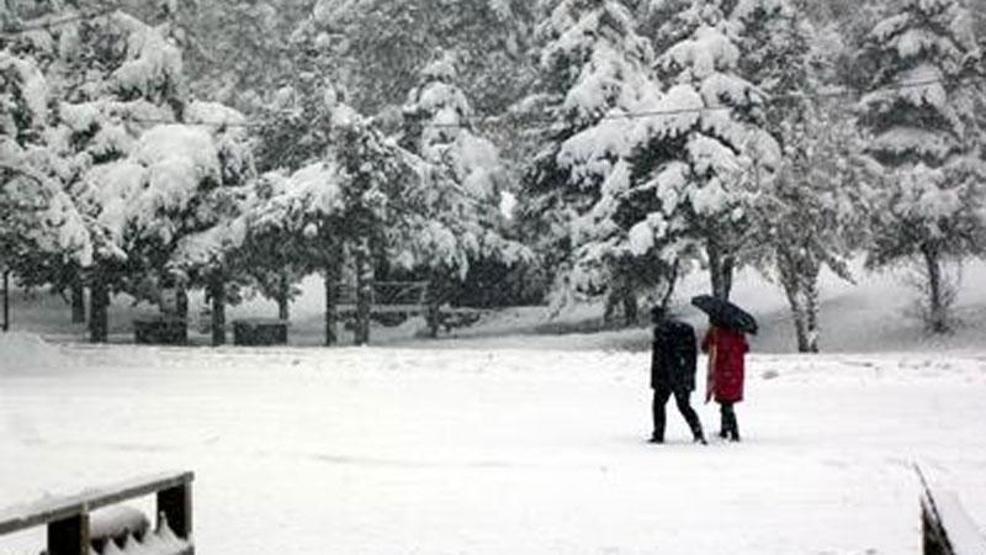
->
xmin=0 ymin=471 xmax=194 ymax=555
xmin=917 ymin=466 xmax=986 ymax=555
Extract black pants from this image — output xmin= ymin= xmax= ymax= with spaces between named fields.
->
xmin=719 ymin=402 xmax=740 ymax=440
xmin=652 ymin=387 xmax=703 ymax=441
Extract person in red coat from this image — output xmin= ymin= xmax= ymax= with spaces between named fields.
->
xmin=701 ymin=325 xmax=749 ymax=442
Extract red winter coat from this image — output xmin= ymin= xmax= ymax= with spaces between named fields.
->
xmin=701 ymin=326 xmax=749 ymax=404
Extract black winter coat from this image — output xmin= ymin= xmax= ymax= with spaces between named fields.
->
xmin=651 ymin=320 xmax=698 ymax=393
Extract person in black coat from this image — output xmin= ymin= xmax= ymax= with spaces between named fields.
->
xmin=649 ymin=306 xmax=706 ymax=444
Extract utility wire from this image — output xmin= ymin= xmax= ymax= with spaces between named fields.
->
xmin=112 ymin=75 xmax=981 ymax=132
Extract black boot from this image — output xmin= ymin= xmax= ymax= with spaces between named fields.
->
xmin=690 ymin=422 xmax=707 ymax=445
xmin=727 ymin=410 xmax=740 ymax=442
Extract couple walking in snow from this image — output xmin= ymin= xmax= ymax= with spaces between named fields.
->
xmin=648 ymin=305 xmax=748 ymax=444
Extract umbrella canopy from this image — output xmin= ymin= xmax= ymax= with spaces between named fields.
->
xmin=691 ymin=295 xmax=758 ymax=335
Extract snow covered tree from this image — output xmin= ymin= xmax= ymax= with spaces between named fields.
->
xmin=162 ymin=0 xmax=307 ymax=115
xmin=0 ymin=15 xmax=92 ymax=322
xmin=295 ymin=0 xmax=537 ymax=117
xmin=399 ymin=52 xmax=528 ymax=333
xmin=7 ymin=4 xmax=258 ymax=343
xmin=731 ymin=0 xmax=865 ymax=352
xmin=166 ymin=101 xmax=257 ymax=346
xmin=251 ymin=99 xmax=425 ymax=346
xmin=611 ymin=0 xmax=780 ymax=302
xmin=519 ymin=0 xmax=660 ymax=322
xmin=752 ymin=100 xmax=870 ymax=352
xmin=857 ymin=0 xmax=986 ymax=333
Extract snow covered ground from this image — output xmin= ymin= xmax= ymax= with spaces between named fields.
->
xmin=2 ymin=333 xmax=986 ymax=554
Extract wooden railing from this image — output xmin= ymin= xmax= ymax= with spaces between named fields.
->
xmin=917 ymin=465 xmax=986 ymax=555
xmin=0 ymin=471 xmax=194 ymax=555
xmin=336 ymin=281 xmax=431 ymax=314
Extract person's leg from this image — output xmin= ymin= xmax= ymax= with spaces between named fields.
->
xmin=651 ymin=387 xmax=671 ymax=442
xmin=728 ymin=404 xmax=740 ymax=442
xmin=673 ymin=391 xmax=706 ymax=444
xmin=718 ymin=403 xmax=729 ymax=438
xmin=721 ymin=402 xmax=740 ymax=442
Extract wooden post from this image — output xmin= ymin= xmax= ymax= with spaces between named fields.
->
xmin=157 ymin=482 xmax=192 ymax=540
xmin=2 ymin=270 xmax=9 ymax=333
xmin=47 ymin=512 xmax=89 ymax=555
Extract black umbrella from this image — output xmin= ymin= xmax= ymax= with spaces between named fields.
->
xmin=691 ymin=295 xmax=758 ymax=335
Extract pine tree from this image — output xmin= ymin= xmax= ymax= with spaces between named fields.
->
xmin=295 ymin=0 xmax=536 ymax=116
xmin=10 ymin=4 xmax=257 ymax=342
xmin=611 ymin=0 xmax=780 ymax=302
xmin=399 ymin=52 xmax=528 ymax=332
xmin=251 ymin=100 xmax=425 ymax=346
xmin=519 ymin=0 xmax=659 ymax=319
xmin=0 ymin=11 xmax=92 ymax=319
xmin=857 ymin=0 xmax=986 ymax=333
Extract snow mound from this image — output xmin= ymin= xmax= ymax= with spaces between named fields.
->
xmin=0 ymin=333 xmax=71 ymax=374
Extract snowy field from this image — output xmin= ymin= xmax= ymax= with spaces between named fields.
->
xmin=2 ymin=334 xmax=986 ymax=554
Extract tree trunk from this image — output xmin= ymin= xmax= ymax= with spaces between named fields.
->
xmin=2 ymin=270 xmax=9 ymax=333
xmin=804 ymin=272 xmax=821 ymax=353
xmin=426 ymin=272 xmax=441 ymax=339
xmin=354 ymin=238 xmax=373 ymax=346
xmin=209 ymin=274 xmax=226 ymax=347
xmin=277 ymin=272 xmax=290 ymax=321
xmin=722 ymin=255 xmax=734 ymax=301
xmin=603 ymin=273 xmax=626 ymax=326
xmin=622 ymin=288 xmax=638 ymax=327
xmin=277 ymin=297 xmax=290 ymax=321
xmin=785 ymin=289 xmax=811 ymax=354
xmin=175 ymin=283 xmax=189 ymax=322
xmin=922 ymin=244 xmax=948 ymax=334
xmin=71 ymin=276 xmax=86 ymax=324
xmin=603 ymin=289 xmax=618 ymax=326
xmin=324 ymin=273 xmax=338 ymax=346
xmin=89 ymin=274 xmax=109 ymax=343
xmin=707 ymin=240 xmax=734 ymax=301
xmin=778 ymin=256 xmax=811 ymax=353
xmin=323 ymin=241 xmax=343 ymax=346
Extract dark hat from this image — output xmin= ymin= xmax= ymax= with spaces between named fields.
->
xmin=650 ymin=305 xmax=666 ymax=322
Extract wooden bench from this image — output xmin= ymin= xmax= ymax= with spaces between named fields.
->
xmin=134 ymin=316 xmax=188 ymax=345
xmin=335 ymin=281 xmax=487 ymax=332
xmin=437 ymin=307 xmax=485 ymax=332
xmin=232 ymin=318 xmax=289 ymax=346
xmin=917 ymin=465 xmax=986 ymax=554
xmin=336 ymin=281 xmax=431 ymax=317
xmin=0 ymin=471 xmax=194 ymax=555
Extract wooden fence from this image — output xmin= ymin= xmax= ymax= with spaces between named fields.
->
xmin=917 ymin=465 xmax=986 ymax=555
xmin=0 ymin=471 xmax=194 ymax=555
